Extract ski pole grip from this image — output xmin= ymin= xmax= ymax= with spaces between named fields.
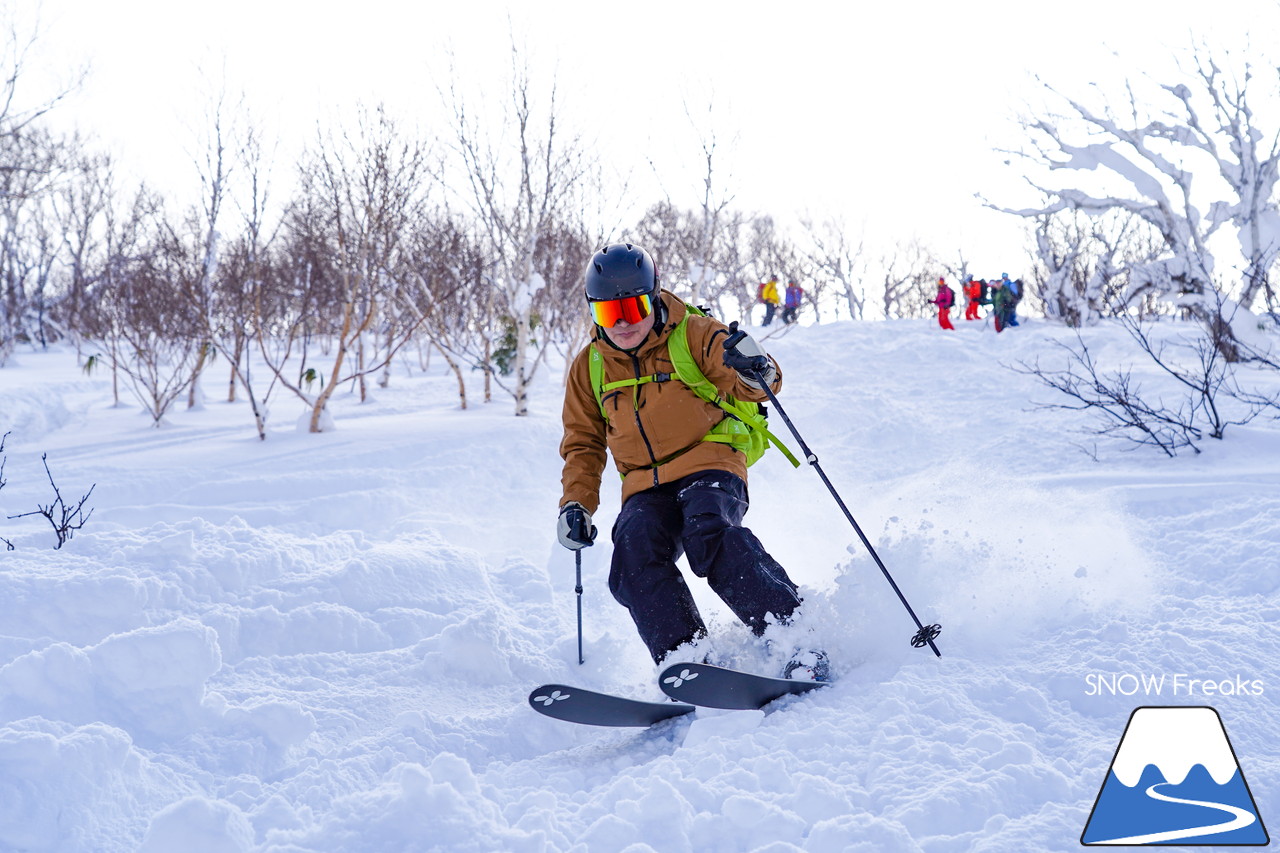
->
xmin=724 ymin=320 xmax=747 ymax=350
xmin=723 ymin=321 xmax=770 ymax=372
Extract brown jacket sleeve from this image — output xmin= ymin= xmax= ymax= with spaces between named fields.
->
xmin=559 ymin=345 xmax=608 ymax=514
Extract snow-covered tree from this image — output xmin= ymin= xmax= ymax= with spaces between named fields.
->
xmin=1031 ymin=208 xmax=1163 ymax=328
xmin=1174 ymin=52 xmax=1280 ymax=312
xmin=998 ymin=47 xmax=1280 ymax=360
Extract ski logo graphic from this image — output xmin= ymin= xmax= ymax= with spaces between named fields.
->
xmin=532 ymin=690 xmax=570 ymax=707
xmin=663 ymin=669 xmax=699 ymax=689
xmin=1081 ymin=706 xmax=1269 ymax=846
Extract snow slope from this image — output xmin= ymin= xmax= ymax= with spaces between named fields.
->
xmin=0 ymin=316 xmax=1277 ymax=852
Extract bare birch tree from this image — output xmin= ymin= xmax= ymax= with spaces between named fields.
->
xmin=253 ymin=191 xmax=340 ymax=428
xmin=399 ymin=208 xmax=483 ymax=409
xmin=0 ymin=9 xmax=82 ymax=147
xmin=0 ymin=125 xmax=64 ymax=363
xmin=446 ymin=45 xmax=587 ymax=416
xmin=802 ymin=216 xmax=869 ymax=321
xmin=294 ymin=104 xmax=429 ymax=431
xmin=98 ymin=192 xmax=201 ymax=426
xmin=683 ymin=102 xmax=737 ymax=306
xmin=178 ymin=86 xmax=239 ymax=409
xmin=51 ymin=147 xmax=114 ymax=353
xmin=880 ymin=240 xmax=937 ymax=319
xmin=0 ymin=9 xmax=89 ymax=361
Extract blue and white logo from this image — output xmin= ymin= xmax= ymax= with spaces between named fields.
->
xmin=1082 ymin=706 xmax=1269 ymax=846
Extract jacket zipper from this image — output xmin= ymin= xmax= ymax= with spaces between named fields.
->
xmin=627 ymin=352 xmax=661 ymax=485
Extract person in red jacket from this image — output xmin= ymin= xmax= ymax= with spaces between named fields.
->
xmin=931 ymin=277 xmax=955 ymax=330
xmin=964 ymin=277 xmax=983 ymax=321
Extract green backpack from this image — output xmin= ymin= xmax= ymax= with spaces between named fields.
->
xmin=587 ymin=304 xmax=800 ymax=470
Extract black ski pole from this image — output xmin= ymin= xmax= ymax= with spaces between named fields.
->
xmin=727 ymin=327 xmax=942 ymax=656
xmin=575 ymin=548 xmax=585 ymax=665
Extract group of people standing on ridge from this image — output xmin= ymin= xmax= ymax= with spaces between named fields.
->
xmin=756 ymin=275 xmax=805 ymax=327
xmin=932 ymin=273 xmax=1023 ymax=333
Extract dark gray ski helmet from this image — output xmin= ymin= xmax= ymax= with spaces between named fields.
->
xmin=584 ymin=243 xmax=658 ymax=302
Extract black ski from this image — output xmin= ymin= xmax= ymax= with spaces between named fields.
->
xmin=528 ymin=683 xmax=695 ymax=728
xmin=657 ymin=662 xmax=828 ymax=710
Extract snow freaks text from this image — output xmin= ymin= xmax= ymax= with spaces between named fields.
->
xmin=1084 ymin=673 xmax=1265 ymax=697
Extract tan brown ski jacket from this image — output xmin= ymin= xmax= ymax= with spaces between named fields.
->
xmin=559 ymin=291 xmax=783 ymax=513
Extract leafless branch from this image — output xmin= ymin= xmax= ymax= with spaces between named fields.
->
xmin=7 ymin=453 xmax=95 ymax=549
xmin=1013 ymin=335 xmax=1200 ymax=457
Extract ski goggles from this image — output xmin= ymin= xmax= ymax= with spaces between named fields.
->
xmin=589 ymin=293 xmax=653 ymax=327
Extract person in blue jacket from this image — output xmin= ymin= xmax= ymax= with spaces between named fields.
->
xmin=1002 ymin=273 xmax=1021 ymax=327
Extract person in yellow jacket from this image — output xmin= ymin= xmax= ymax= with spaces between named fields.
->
xmin=757 ymin=275 xmax=781 ymax=327
xmin=556 ymin=243 xmax=828 ymax=681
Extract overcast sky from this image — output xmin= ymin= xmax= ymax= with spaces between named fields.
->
xmin=29 ymin=0 xmax=1280 ymax=277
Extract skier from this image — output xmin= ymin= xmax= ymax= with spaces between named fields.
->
xmin=557 ymin=243 xmax=829 ymax=682
xmin=1007 ymin=276 xmax=1023 ymax=327
xmin=782 ymin=280 xmax=804 ymax=325
xmin=757 ymin=274 xmax=780 ymax=327
xmin=990 ymin=278 xmax=1013 ymax=333
xmin=963 ymin=277 xmax=983 ymax=321
xmin=931 ymin=277 xmax=956 ymax=330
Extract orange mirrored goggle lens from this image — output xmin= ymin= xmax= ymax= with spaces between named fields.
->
xmin=590 ymin=294 xmax=653 ymax=327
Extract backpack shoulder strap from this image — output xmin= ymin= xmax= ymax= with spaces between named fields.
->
xmin=672 ymin=306 xmax=801 ymax=468
xmin=587 ymin=345 xmax=607 ymax=420
xmin=667 ymin=309 xmax=720 ymax=406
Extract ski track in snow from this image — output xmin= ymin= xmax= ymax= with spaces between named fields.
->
xmin=0 ymin=318 xmax=1277 ymax=852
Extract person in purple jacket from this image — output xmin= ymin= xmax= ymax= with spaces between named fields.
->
xmin=782 ymin=280 xmax=804 ymax=325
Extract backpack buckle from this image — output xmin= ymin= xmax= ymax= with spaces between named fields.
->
xmin=653 ymin=372 xmax=672 ymax=383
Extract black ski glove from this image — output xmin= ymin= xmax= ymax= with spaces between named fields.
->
xmin=723 ymin=321 xmax=776 ymax=389
xmin=557 ymin=501 xmax=597 ymax=550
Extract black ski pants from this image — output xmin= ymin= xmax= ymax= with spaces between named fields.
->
xmin=608 ymin=470 xmax=802 ymax=663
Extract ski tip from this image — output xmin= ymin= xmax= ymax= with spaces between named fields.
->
xmin=528 ymin=683 xmax=695 ymax=727
xmin=528 ymin=684 xmax=575 ymax=711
